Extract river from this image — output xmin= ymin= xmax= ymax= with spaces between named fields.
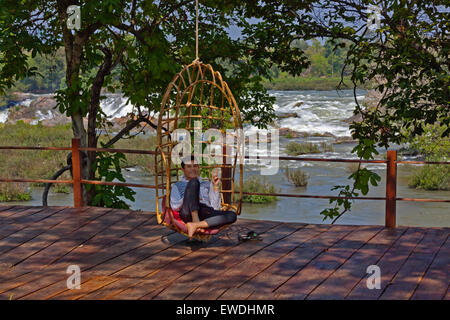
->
xmin=3 ymin=90 xmax=449 ymax=227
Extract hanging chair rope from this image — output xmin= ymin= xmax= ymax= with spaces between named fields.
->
xmin=195 ymin=0 xmax=199 ymax=62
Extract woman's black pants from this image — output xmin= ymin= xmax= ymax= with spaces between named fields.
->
xmin=179 ymin=178 xmax=237 ymax=228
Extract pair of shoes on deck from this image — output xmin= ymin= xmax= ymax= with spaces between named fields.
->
xmin=238 ymin=231 xmax=262 ymax=242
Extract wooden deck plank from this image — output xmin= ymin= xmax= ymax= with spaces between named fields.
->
xmin=214 ymin=223 xmax=336 ymax=300
xmin=0 ymin=206 xmax=33 ymax=220
xmin=245 ymin=225 xmax=356 ymax=300
xmin=139 ymin=220 xmax=285 ymax=300
xmin=272 ymin=225 xmax=384 ymax=300
xmin=16 ymin=228 xmax=182 ymax=300
xmin=79 ymin=278 xmax=141 ymax=300
xmin=346 ymin=227 xmax=427 ymax=299
xmin=411 ymin=236 xmax=450 ymax=300
xmin=0 ymin=270 xmax=35 ymax=296
xmin=0 ymin=207 xmax=93 ymax=281
xmin=46 ymin=209 xmax=147 ymax=265
xmin=0 ymin=206 xmax=16 ymax=213
xmin=0 ymin=207 xmax=73 ymax=257
xmin=52 ymin=231 xmax=205 ymax=300
xmin=379 ymin=228 xmax=448 ymax=300
xmin=2 ymin=206 xmax=67 ymax=225
xmin=183 ymin=223 xmax=319 ymax=300
xmin=53 ymin=276 xmax=119 ymax=300
xmin=77 ymin=233 xmax=210 ymax=299
xmin=0 ymin=206 xmax=66 ymax=226
xmin=14 ymin=221 xmax=179 ymax=299
xmin=179 ymin=223 xmax=312 ymax=300
xmin=43 ymin=213 xmax=154 ymax=261
xmin=57 ymin=216 xmax=173 ymax=272
xmin=0 ymin=210 xmax=149 ymax=299
xmin=0 ymin=206 xmax=447 ymax=300
xmin=103 ymin=220 xmax=282 ymax=300
xmin=0 ymin=207 xmax=106 ymax=269
xmin=0 ymin=207 xmax=116 ymax=296
xmin=103 ymin=221 xmax=282 ymax=300
xmin=0 ymin=207 xmax=54 ymax=240
xmin=305 ymin=226 xmax=407 ymax=299
xmin=218 ymin=224 xmax=342 ymax=300
xmin=6 ymin=207 xmax=120 ymax=269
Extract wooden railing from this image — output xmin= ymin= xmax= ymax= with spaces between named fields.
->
xmin=1 ymin=138 xmax=449 ymax=228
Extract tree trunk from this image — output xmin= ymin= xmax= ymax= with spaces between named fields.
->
xmin=85 ymin=48 xmax=114 ymax=206
xmin=58 ymin=0 xmax=90 ymax=206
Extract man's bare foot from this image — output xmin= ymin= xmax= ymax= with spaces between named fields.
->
xmin=186 ymin=222 xmax=197 ymax=240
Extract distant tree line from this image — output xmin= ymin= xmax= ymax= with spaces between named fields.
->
xmin=269 ymin=38 xmax=352 ymax=78
xmin=5 ymin=38 xmax=352 ymax=95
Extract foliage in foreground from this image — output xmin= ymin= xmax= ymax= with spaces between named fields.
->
xmin=318 ymin=1 xmax=448 ymax=222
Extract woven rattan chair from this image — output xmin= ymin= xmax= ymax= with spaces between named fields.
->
xmin=154 ymin=59 xmax=243 ymax=241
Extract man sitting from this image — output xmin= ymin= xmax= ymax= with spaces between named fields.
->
xmin=170 ymin=155 xmax=237 ymax=239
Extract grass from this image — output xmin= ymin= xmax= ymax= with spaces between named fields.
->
xmin=0 ymin=121 xmax=73 ymax=201
xmin=285 ymin=132 xmax=296 ymax=139
xmin=285 ymin=167 xmax=308 ymax=187
xmin=104 ymin=134 xmax=157 ymax=174
xmin=285 ymin=142 xmax=320 ymax=156
xmin=238 ymin=175 xmax=280 ymax=204
xmin=0 ymin=121 xmax=157 ymax=202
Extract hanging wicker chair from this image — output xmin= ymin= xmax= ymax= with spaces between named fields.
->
xmin=154 ymin=59 xmax=243 ymax=241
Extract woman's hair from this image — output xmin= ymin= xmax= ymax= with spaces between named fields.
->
xmin=181 ymin=155 xmax=197 ymax=169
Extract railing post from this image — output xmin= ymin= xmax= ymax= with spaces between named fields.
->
xmin=72 ymin=138 xmax=83 ymax=208
xmin=385 ymin=150 xmax=397 ymax=228
xmin=222 ymin=143 xmax=231 ymax=204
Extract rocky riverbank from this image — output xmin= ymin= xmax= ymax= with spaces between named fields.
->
xmin=2 ymin=93 xmax=157 ymax=133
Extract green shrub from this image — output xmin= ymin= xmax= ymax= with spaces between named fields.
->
xmin=53 ymin=183 xmax=71 ymax=194
xmin=285 ymin=142 xmax=320 ymax=155
xmin=409 ymin=165 xmax=450 ymax=191
xmin=408 ymin=123 xmax=450 ymax=161
xmin=406 ymin=123 xmax=449 ymax=191
xmin=237 ymin=175 xmax=280 ymax=204
xmin=320 ymin=141 xmax=334 ymax=152
xmin=346 ymin=162 xmax=362 ymax=174
xmin=285 ymin=167 xmax=308 ymax=187
xmin=0 ymin=182 xmax=32 ymax=202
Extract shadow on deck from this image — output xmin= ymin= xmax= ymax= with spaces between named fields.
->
xmin=0 ymin=205 xmax=448 ymax=300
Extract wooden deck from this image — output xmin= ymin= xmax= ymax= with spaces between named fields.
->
xmin=0 ymin=205 xmax=448 ymax=300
